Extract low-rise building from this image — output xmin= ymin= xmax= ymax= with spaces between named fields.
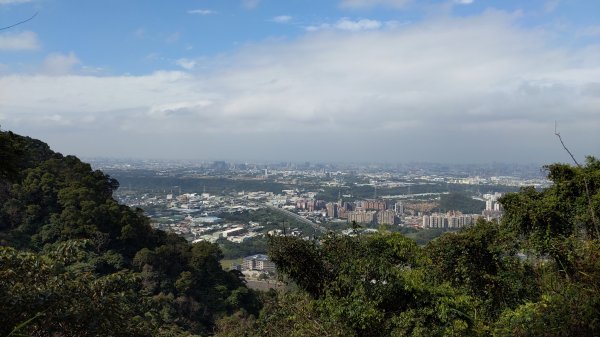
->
xmin=243 ymin=254 xmax=276 ymax=273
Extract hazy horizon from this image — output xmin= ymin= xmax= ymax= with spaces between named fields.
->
xmin=82 ymin=155 xmax=549 ymax=167
xmin=1 ymin=0 xmax=599 ymax=164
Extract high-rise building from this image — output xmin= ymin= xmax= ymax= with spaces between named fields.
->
xmin=422 ymin=211 xmax=479 ymax=229
xmin=326 ymin=202 xmax=338 ymax=218
xmin=377 ymin=210 xmax=397 ymax=225
xmin=337 ymin=202 xmax=353 ymax=219
xmin=315 ymin=200 xmax=327 ymax=210
xmin=428 ymin=214 xmax=448 ymax=228
xmin=484 ymin=192 xmax=504 ymax=211
xmin=394 ymin=201 xmax=404 ymax=215
xmin=360 ymin=199 xmax=387 ymax=211
xmin=422 ymin=215 xmax=430 ymax=228
xmin=347 ymin=210 xmax=376 ymax=224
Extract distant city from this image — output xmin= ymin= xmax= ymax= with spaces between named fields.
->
xmin=86 ymin=158 xmax=550 ymax=181
xmin=85 ymin=158 xmax=550 ymax=251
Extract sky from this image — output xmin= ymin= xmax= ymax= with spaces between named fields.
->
xmin=1 ymin=0 xmax=599 ymax=164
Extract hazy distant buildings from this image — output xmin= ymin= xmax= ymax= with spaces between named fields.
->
xmin=212 ymin=161 xmax=229 ymax=171
xmin=326 ymin=202 xmax=338 ymax=218
xmin=482 ymin=192 xmax=504 ymax=221
xmin=377 ymin=209 xmax=398 ymax=225
xmin=394 ymin=201 xmax=404 ymax=215
xmin=338 ymin=202 xmax=353 ymax=219
xmin=296 ymin=198 xmax=326 ymax=212
xmin=357 ymin=199 xmax=387 ymax=211
xmin=346 ymin=209 xmax=398 ymax=226
xmin=296 ymin=198 xmax=314 ymax=211
xmin=347 ymin=210 xmax=377 ymax=224
xmin=484 ymin=192 xmax=504 ymax=211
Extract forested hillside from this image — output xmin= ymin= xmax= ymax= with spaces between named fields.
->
xmin=0 ymin=130 xmax=260 ymax=336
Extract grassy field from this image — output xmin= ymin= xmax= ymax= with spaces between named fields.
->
xmin=220 ymin=258 xmax=243 ymax=270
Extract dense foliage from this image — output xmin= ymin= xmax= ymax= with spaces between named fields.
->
xmin=108 ymin=172 xmax=288 ymax=195
xmin=217 ymin=236 xmax=268 ymax=260
xmin=0 ymin=131 xmax=260 ymax=336
xmin=435 ymin=192 xmax=485 ymax=214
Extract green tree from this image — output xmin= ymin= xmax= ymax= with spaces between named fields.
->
xmin=263 ymin=232 xmax=475 ymax=336
xmin=0 ymin=130 xmax=261 ymax=336
xmin=500 ymin=157 xmax=600 ymax=267
xmin=0 ymin=242 xmax=145 ymax=336
xmin=426 ymin=220 xmax=538 ymax=321
xmin=492 ymin=157 xmax=600 ymax=336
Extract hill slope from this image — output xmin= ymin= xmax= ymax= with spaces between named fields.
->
xmin=0 ymin=130 xmax=259 ymax=336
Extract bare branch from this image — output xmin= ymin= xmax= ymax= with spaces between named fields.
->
xmin=0 ymin=11 xmax=38 ymax=31
xmin=554 ymin=121 xmax=599 ymax=239
xmin=554 ymin=121 xmax=581 ymax=167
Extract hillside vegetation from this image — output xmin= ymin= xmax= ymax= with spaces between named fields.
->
xmin=0 ymin=131 xmax=260 ymax=336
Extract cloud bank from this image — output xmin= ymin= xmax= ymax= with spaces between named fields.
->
xmin=1 ymin=11 xmax=599 ymax=162
xmin=188 ymin=9 xmax=217 ymax=15
xmin=0 ymin=31 xmax=40 ymax=51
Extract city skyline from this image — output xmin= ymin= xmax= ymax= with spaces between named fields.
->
xmin=1 ymin=0 xmax=599 ymax=163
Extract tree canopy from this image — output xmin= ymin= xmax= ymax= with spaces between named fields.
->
xmin=0 ymin=130 xmax=260 ymax=336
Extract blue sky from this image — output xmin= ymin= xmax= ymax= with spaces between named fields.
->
xmin=1 ymin=0 xmax=600 ymax=163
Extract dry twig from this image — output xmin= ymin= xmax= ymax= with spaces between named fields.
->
xmin=0 ymin=12 xmax=38 ymax=31
xmin=554 ymin=122 xmax=599 ymax=239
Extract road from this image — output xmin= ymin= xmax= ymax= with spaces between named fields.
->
xmin=264 ymin=204 xmax=327 ymax=234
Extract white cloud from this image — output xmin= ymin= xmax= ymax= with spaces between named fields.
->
xmin=176 ymin=58 xmax=196 ymax=70
xmin=335 ymin=18 xmax=382 ymax=31
xmin=1 ymin=11 xmax=599 ymax=161
xmin=41 ymin=52 xmax=80 ymax=75
xmin=188 ymin=9 xmax=217 ymax=15
xmin=339 ymin=0 xmax=411 ymax=9
xmin=454 ymin=0 xmax=474 ymax=4
xmin=272 ymin=15 xmax=292 ymax=24
xmin=0 ymin=31 xmax=40 ymax=51
xmin=147 ymin=101 xmax=214 ymax=120
xmin=242 ymin=0 xmax=260 ymax=9
xmin=307 ymin=18 xmax=385 ymax=32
